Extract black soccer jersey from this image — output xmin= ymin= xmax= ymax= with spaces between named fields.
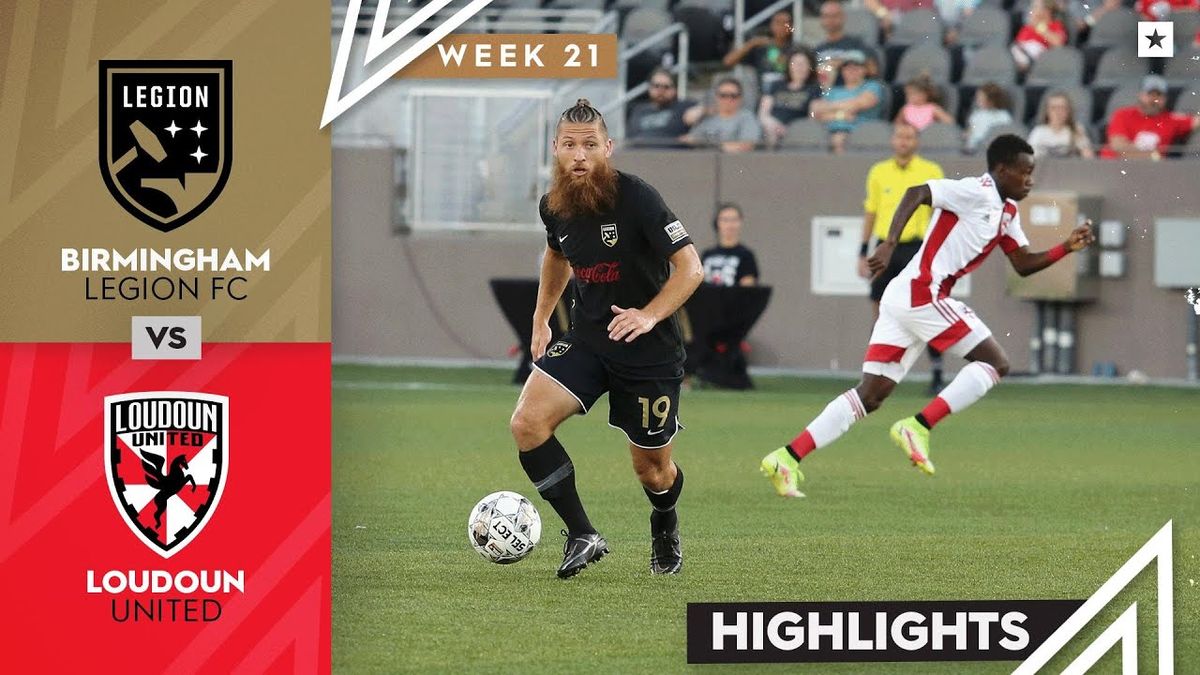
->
xmin=540 ymin=171 xmax=693 ymax=371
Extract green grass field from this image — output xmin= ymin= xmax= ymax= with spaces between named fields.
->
xmin=332 ymin=365 xmax=1200 ymax=673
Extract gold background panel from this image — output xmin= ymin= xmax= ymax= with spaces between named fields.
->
xmin=0 ymin=0 xmax=330 ymax=342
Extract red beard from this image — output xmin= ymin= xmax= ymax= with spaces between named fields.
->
xmin=546 ymin=160 xmax=618 ymax=220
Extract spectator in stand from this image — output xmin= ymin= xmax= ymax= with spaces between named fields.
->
xmin=939 ymin=0 xmax=983 ymax=44
xmin=895 ymin=75 xmax=956 ymax=131
xmin=627 ymin=68 xmax=704 ymax=144
xmin=1028 ymin=91 xmax=1094 ymax=158
xmin=810 ymin=53 xmax=885 ymax=153
xmin=684 ymin=78 xmax=764 ymax=153
xmin=965 ymin=82 xmax=1014 ymax=152
xmin=1136 ymin=0 xmax=1199 ymax=21
xmin=723 ymin=10 xmax=794 ymax=91
xmin=863 ymin=0 xmax=937 ymax=41
xmin=1101 ymin=75 xmax=1200 ymax=160
xmin=1011 ymin=0 xmax=1068 ymax=73
xmin=815 ymin=1 xmax=873 ymax=76
xmin=702 ymin=204 xmax=760 ymax=287
xmin=1069 ymin=0 xmax=1122 ymax=36
xmin=759 ymin=48 xmax=824 ymax=148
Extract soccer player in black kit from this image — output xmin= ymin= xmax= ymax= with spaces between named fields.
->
xmin=509 ymin=99 xmax=703 ymax=578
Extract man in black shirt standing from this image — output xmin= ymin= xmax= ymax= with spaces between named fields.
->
xmin=511 ymin=99 xmax=703 ymax=579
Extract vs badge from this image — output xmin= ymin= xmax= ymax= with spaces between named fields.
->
xmin=105 ymin=392 xmax=229 ymax=558
xmin=601 ymin=222 xmax=618 ymax=248
xmin=99 ymin=60 xmax=233 ymax=232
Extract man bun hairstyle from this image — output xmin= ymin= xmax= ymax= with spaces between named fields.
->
xmin=557 ymin=98 xmax=608 ymax=135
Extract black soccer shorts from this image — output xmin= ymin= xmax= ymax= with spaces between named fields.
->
xmin=533 ymin=334 xmax=683 ymax=449
xmin=870 ymin=239 xmax=923 ymax=302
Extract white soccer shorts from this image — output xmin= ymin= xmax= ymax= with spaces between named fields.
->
xmin=861 ymin=297 xmax=992 ymax=383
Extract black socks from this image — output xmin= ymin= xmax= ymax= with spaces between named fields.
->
xmin=644 ymin=464 xmax=684 ymax=534
xmin=519 ymin=436 xmax=596 ymax=536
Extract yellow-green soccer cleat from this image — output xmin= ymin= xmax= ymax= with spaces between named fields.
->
xmin=760 ymin=447 xmax=805 ymax=498
xmin=891 ymin=417 xmax=936 ymax=475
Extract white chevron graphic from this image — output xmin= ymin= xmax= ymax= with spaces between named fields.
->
xmin=321 ymin=0 xmax=494 ymax=128
xmin=1014 ymin=520 xmax=1172 ymax=675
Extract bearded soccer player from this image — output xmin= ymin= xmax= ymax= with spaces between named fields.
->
xmin=761 ymin=135 xmax=1095 ymax=497
xmin=510 ymin=99 xmax=703 ymax=577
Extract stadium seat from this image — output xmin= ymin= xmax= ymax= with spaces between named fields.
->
xmin=1087 ymin=9 xmax=1139 ymax=48
xmin=932 ymin=84 xmax=960 ymax=122
xmin=1172 ymin=13 xmax=1200 ymax=51
xmin=843 ymin=7 xmax=881 ymax=45
xmin=622 ymin=7 xmax=673 ymax=45
xmin=679 ymin=0 xmax=734 ymax=14
xmin=976 ymin=122 xmax=1029 ymax=154
xmin=548 ymin=0 xmax=606 ymax=9
xmin=1165 ymin=47 xmax=1200 ymax=84
xmin=1091 ymin=47 xmax=1146 ymax=87
xmin=616 ymin=0 xmax=669 ymax=10
xmin=894 ymin=43 xmax=952 ymax=84
xmin=888 ymin=9 xmax=944 ymax=45
xmin=1031 ymin=85 xmax=1094 ymax=128
xmin=956 ymin=8 xmax=1012 ymax=47
xmin=1102 ymin=84 xmax=1141 ymax=122
xmin=1185 ymin=131 xmax=1200 ymax=157
xmin=845 ymin=120 xmax=894 ymax=152
xmin=959 ymin=43 xmax=1017 ymax=85
xmin=674 ymin=6 xmax=727 ymax=63
xmin=781 ymin=119 xmax=828 ymax=150
xmin=918 ymin=122 xmax=964 ymax=154
xmin=1025 ymin=47 xmax=1083 ymax=85
xmin=1175 ymin=82 xmax=1200 ymax=116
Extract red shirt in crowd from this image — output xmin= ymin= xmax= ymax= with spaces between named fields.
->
xmin=1015 ymin=21 xmax=1067 ymax=50
xmin=1136 ymin=0 xmax=1199 ymax=21
xmin=1101 ymin=106 xmax=1197 ymax=157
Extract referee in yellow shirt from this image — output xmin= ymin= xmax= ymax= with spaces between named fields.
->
xmin=858 ymin=121 xmax=946 ymax=392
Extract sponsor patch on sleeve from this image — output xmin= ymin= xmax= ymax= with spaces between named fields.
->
xmin=664 ymin=220 xmax=688 ymax=244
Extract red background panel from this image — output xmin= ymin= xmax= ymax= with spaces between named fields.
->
xmin=0 ymin=343 xmax=330 ymax=673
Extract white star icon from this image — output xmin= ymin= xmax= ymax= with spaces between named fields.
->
xmin=190 ymin=146 xmax=207 ymax=163
xmin=165 ymin=121 xmax=181 ymax=137
xmin=190 ymin=120 xmax=207 ymax=137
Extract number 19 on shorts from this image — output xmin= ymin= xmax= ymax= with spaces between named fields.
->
xmin=639 ymin=396 xmax=671 ymax=429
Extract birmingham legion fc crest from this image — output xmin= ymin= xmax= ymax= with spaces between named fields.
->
xmin=99 ymin=60 xmax=232 ymax=232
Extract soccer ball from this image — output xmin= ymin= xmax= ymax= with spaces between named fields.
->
xmin=467 ymin=491 xmax=541 ymax=564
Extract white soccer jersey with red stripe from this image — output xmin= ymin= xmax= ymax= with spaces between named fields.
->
xmin=882 ymin=173 xmax=1028 ymax=308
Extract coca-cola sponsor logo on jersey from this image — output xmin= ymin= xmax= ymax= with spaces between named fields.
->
xmin=574 ymin=261 xmax=621 ymax=283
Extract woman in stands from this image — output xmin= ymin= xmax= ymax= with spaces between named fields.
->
xmin=1028 ymin=92 xmax=1094 ymax=158
xmin=759 ymin=48 xmax=824 ymax=149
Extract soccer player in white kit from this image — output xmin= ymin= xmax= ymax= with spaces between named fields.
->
xmin=761 ymin=135 xmax=1095 ymax=497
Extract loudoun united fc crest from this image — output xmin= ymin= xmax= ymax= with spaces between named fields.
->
xmin=99 ymin=60 xmax=232 ymax=232
xmin=104 ymin=392 xmax=228 ymax=558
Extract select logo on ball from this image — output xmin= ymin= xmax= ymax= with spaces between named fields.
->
xmin=468 ymin=491 xmax=542 ymax=564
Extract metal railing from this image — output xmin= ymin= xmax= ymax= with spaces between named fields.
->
xmin=733 ymin=0 xmax=805 ymax=48
xmin=331 ymin=3 xmax=605 ymax=34
xmin=603 ymin=23 xmax=691 ymax=118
